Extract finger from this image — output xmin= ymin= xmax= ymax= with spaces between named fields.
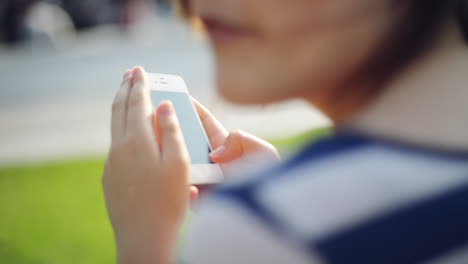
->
xmin=189 ymin=186 xmax=199 ymax=201
xmin=153 ymin=104 xmax=162 ymax=149
xmin=189 ymin=186 xmax=200 ymax=211
xmin=195 ymin=184 xmax=216 ymax=197
xmin=210 ymin=130 xmax=279 ymax=163
xmin=191 ymin=98 xmax=228 ymax=149
xmin=126 ymin=66 xmax=154 ymax=139
xmin=209 ymin=131 xmax=243 ymax=163
xmin=111 ymin=69 xmax=133 ymax=142
xmin=157 ymin=101 xmax=190 ymax=164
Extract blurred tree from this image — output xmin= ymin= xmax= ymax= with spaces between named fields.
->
xmin=0 ymin=0 xmax=173 ymax=45
xmin=0 ymin=0 xmax=39 ymax=44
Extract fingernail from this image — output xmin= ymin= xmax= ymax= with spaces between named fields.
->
xmin=158 ymin=101 xmax=174 ymax=116
xmin=210 ymin=145 xmax=225 ymax=158
xmin=132 ymin=67 xmax=146 ymax=81
xmin=133 ymin=66 xmax=144 ymax=73
xmin=123 ymin=70 xmax=132 ymax=79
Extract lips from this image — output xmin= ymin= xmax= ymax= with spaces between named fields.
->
xmin=200 ymin=16 xmax=255 ymax=45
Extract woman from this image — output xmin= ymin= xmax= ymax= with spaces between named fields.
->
xmin=103 ymin=0 xmax=468 ymax=263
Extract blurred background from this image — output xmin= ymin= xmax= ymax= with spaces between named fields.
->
xmin=0 ymin=0 xmax=330 ymax=263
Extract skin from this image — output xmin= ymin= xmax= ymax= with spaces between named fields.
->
xmin=103 ymin=0 xmax=464 ymax=263
xmin=103 ymin=68 xmax=190 ymax=263
xmin=103 ymin=67 xmax=278 ymax=263
xmin=191 ymin=0 xmax=401 ymax=111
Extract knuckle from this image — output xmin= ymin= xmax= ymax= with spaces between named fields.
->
xmin=233 ymin=130 xmax=244 ymax=137
xmin=228 ymin=130 xmax=243 ymax=141
xmin=161 ymin=119 xmax=179 ymax=134
xmin=169 ymin=155 xmax=190 ymax=170
xmin=109 ymin=139 xmax=139 ymax=161
xmin=107 ymin=135 xmax=152 ymax=163
xmin=163 ymin=145 xmax=189 ymax=163
xmin=122 ymin=137 xmax=141 ymax=153
xmin=166 ymin=122 xmax=179 ymax=134
xmin=127 ymin=94 xmax=144 ymax=108
xmin=127 ymin=134 xmax=154 ymax=152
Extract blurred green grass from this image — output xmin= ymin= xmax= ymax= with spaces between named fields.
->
xmin=0 ymin=158 xmax=114 ymax=264
xmin=0 ymin=127 xmax=330 ymax=264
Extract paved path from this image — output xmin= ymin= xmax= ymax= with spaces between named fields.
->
xmin=0 ymin=16 xmax=329 ymax=165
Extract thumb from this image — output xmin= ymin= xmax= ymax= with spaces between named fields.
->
xmin=209 ymin=131 xmax=244 ymax=163
xmin=156 ymin=101 xmax=190 ymax=164
xmin=209 ymin=130 xmax=278 ymax=163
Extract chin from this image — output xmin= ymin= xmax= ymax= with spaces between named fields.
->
xmin=215 ymin=71 xmax=278 ymax=105
xmin=217 ymin=81 xmax=258 ymax=105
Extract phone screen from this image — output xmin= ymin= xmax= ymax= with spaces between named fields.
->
xmin=151 ymin=91 xmax=211 ymax=164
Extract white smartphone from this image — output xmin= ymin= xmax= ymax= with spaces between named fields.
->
xmin=147 ymin=72 xmax=224 ymax=185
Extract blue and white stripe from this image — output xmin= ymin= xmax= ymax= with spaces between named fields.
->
xmin=184 ymin=132 xmax=468 ymax=264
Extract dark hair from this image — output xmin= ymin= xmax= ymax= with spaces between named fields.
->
xmin=457 ymin=0 xmax=468 ymax=40
xmin=174 ymin=0 xmax=192 ymax=20
xmin=371 ymin=0 xmax=468 ymax=85
xmin=327 ymin=0 xmax=468 ymax=121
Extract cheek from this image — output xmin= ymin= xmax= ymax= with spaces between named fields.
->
xmin=215 ymin=46 xmax=288 ymax=104
xmin=278 ymin=12 xmax=393 ymax=96
xmin=214 ymin=0 xmax=395 ymax=105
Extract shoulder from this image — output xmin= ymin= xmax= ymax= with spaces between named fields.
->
xmin=182 ymin=197 xmax=319 ymax=264
xmin=184 ymin=132 xmax=468 ymax=263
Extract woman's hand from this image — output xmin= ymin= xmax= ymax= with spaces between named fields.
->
xmin=102 ymin=66 xmax=279 ymax=263
xmin=102 ymin=67 xmax=191 ymax=264
xmin=191 ymin=99 xmax=280 ymax=197
xmin=193 ymin=99 xmax=280 ymax=164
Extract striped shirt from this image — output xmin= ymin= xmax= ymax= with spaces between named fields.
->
xmin=183 ymin=132 xmax=468 ymax=264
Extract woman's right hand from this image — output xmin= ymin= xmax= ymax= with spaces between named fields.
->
xmin=192 ymin=99 xmax=280 ymax=169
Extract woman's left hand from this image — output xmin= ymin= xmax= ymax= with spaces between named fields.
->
xmin=102 ymin=67 xmax=191 ymax=264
